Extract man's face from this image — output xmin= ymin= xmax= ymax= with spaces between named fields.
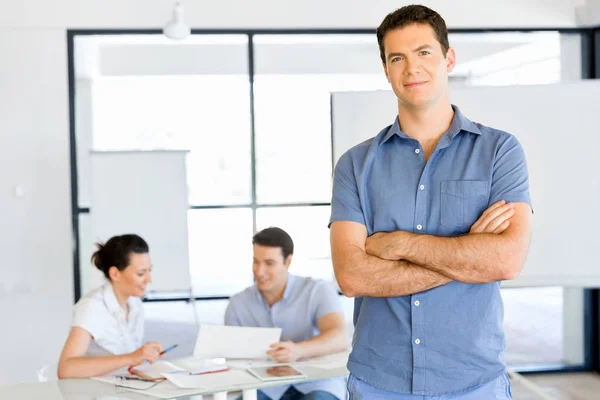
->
xmin=252 ymin=244 xmax=291 ymax=296
xmin=382 ymin=23 xmax=455 ymax=110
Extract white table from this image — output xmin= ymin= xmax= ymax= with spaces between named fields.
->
xmin=0 ymin=365 xmax=349 ymax=400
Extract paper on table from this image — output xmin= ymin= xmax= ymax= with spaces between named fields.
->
xmin=226 ymin=359 xmax=282 ymax=369
xmin=91 ymin=375 xmax=159 ymax=390
xmin=193 ymin=324 xmax=282 ymax=359
xmin=127 ymin=358 xmax=228 ymax=380
xmin=162 ymin=369 xmax=259 ymax=389
xmin=227 ymin=351 xmax=349 ymax=370
xmin=118 ymin=380 xmax=201 ymax=399
xmin=131 ymin=361 xmax=184 ymax=378
xmin=171 ymin=357 xmax=228 ymax=374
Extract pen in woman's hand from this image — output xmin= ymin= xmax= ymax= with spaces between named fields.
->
xmin=160 ymin=344 xmax=179 ymax=356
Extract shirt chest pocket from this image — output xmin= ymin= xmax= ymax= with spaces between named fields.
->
xmin=440 ymin=180 xmax=489 ymax=233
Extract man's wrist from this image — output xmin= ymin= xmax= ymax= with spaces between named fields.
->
xmin=390 ymin=231 xmax=411 ymax=260
xmin=403 ymin=230 xmax=424 ymax=262
xmin=295 ymin=341 xmax=308 ymax=359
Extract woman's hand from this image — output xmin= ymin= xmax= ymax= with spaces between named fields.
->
xmin=128 ymin=342 xmax=164 ymax=365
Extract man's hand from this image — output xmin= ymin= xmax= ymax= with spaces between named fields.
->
xmin=366 ymin=200 xmax=516 ymax=261
xmin=470 ymin=200 xmax=515 ymax=234
xmin=267 ymin=341 xmax=303 ymax=363
xmin=365 ymin=231 xmax=405 ymax=261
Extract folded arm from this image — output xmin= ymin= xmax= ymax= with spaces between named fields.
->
xmin=368 ymin=202 xmax=532 ymax=284
xmin=330 ymin=221 xmax=451 ymax=298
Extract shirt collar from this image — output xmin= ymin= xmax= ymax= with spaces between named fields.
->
xmin=103 ymin=282 xmax=140 ymax=318
xmin=254 ymin=273 xmax=297 ymax=307
xmin=103 ymin=282 xmax=124 ymax=315
xmin=382 ymin=105 xmax=481 ymax=144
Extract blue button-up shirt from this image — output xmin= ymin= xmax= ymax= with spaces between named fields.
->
xmin=329 ymin=106 xmax=531 ymax=396
xmin=225 ymin=273 xmax=347 ymax=400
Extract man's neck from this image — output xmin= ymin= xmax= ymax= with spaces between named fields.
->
xmin=397 ymin=97 xmax=454 ymax=145
xmin=261 ymin=276 xmax=288 ymax=307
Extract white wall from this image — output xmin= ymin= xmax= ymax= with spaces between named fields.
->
xmin=576 ymin=0 xmax=600 ymax=26
xmin=0 ymin=0 xmax=589 ymax=386
xmin=0 ymin=0 xmax=581 ymax=29
xmin=0 ymin=28 xmax=72 ymax=385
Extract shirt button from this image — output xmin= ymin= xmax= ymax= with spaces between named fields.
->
xmin=420 ymin=185 xmax=425 ymax=190
xmin=416 ymin=224 xmax=423 ymax=230
xmin=414 ymin=301 xmax=420 ymax=306
xmin=415 ymin=339 xmax=421 ymax=345
xmin=415 ymin=149 xmax=421 ymax=154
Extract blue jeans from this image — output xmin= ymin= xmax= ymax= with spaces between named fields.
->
xmin=250 ymin=386 xmax=339 ymax=400
xmin=347 ymin=373 xmax=512 ymax=399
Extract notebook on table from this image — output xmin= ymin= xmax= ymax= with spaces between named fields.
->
xmin=127 ymin=357 xmax=228 ymax=381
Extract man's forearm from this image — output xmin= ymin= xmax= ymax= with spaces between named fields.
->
xmin=296 ymin=327 xmax=349 ymax=359
xmin=335 ymin=247 xmax=451 ymax=298
xmin=399 ymin=232 xmax=523 ymax=283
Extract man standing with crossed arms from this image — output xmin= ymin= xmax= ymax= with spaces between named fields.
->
xmin=329 ymin=5 xmax=532 ymax=400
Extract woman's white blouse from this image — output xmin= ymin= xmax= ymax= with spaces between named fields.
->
xmin=72 ymin=283 xmax=144 ymax=356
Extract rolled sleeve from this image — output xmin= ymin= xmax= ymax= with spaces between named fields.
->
xmin=490 ymin=134 xmax=532 ymax=209
xmin=72 ymin=299 xmax=104 ymax=339
xmin=312 ymin=281 xmax=343 ymax=323
xmin=329 ymin=151 xmax=366 ymax=227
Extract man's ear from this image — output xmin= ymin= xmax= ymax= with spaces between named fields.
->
xmin=446 ymin=47 xmax=456 ymax=73
xmin=284 ymin=254 xmax=293 ymax=269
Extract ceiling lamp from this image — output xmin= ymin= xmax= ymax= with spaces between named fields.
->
xmin=163 ymin=0 xmax=191 ymax=40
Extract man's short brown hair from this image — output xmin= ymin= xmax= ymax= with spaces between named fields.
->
xmin=376 ymin=5 xmax=450 ymax=64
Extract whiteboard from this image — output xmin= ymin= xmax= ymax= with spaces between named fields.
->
xmin=89 ymin=150 xmax=191 ymax=293
xmin=331 ymin=82 xmax=600 ymax=287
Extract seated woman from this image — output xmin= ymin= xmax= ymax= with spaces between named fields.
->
xmin=58 ymin=234 xmax=164 ymax=378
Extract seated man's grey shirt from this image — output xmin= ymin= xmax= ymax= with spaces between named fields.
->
xmin=329 ymin=105 xmax=532 ymax=396
xmin=225 ymin=273 xmax=346 ymax=400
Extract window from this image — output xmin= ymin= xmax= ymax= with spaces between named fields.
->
xmin=450 ymin=32 xmax=562 ymax=85
xmin=256 ymin=206 xmax=332 ymax=281
xmin=253 ymin=35 xmax=389 ymax=205
xmin=188 ymin=208 xmax=254 ymax=296
xmin=503 ymin=287 xmax=567 ymax=366
xmin=93 ymin=75 xmax=252 ymax=206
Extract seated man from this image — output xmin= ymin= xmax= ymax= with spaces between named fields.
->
xmin=225 ymin=227 xmax=349 ymax=400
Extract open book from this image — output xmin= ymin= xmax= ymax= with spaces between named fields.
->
xmin=127 ymin=357 xmax=229 ymax=381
